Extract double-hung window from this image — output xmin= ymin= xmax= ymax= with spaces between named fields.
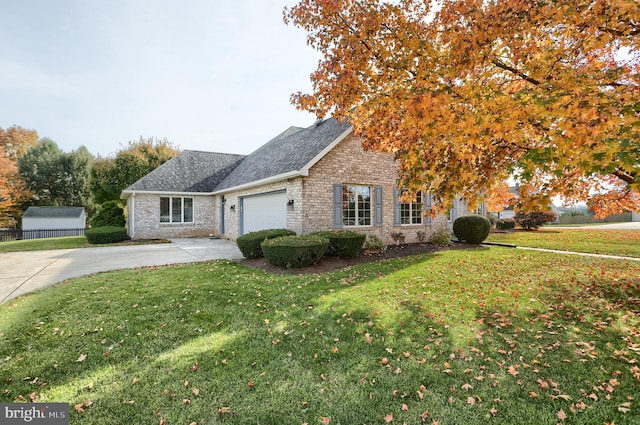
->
xmin=342 ymin=185 xmax=371 ymax=226
xmin=160 ymin=197 xmax=193 ymax=223
xmin=400 ymin=190 xmax=423 ymax=225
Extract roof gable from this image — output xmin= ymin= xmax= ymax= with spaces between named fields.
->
xmin=215 ymin=117 xmax=352 ymax=191
xmin=23 ymin=206 xmax=85 ymax=218
xmin=124 ymin=150 xmax=245 ymax=193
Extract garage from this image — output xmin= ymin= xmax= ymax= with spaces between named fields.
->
xmin=240 ymin=191 xmax=287 ymax=235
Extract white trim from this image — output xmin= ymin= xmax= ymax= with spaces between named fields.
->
xmin=210 ymin=170 xmax=300 ymax=195
xmin=121 ymin=190 xmax=209 ymax=198
xmin=130 ymin=193 xmax=135 ymax=238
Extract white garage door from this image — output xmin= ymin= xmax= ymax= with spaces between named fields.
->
xmin=241 ymin=191 xmax=287 ymax=235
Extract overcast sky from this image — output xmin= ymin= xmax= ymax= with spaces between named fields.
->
xmin=0 ymin=0 xmax=321 ymax=157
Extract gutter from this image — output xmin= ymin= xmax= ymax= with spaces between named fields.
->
xmin=210 ymin=170 xmax=301 ymax=195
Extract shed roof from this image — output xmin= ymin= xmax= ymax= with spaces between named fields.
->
xmin=23 ymin=206 xmax=85 ymax=218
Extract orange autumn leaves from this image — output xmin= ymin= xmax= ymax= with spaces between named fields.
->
xmin=285 ymin=0 xmax=640 ymax=217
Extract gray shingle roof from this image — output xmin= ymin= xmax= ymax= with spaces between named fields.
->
xmin=215 ymin=117 xmax=352 ymax=191
xmin=23 ymin=206 xmax=85 ymax=218
xmin=122 ymin=117 xmax=353 ymax=196
xmin=124 ymin=150 xmax=245 ymax=193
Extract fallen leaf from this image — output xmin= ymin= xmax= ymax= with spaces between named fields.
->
xmin=77 ymin=354 xmax=87 ymax=362
xmin=467 ymin=396 xmax=476 ymax=405
xmin=557 ymin=409 xmax=567 ymax=421
xmin=401 ymin=404 xmax=409 ymax=411
xmin=192 ymin=388 xmax=200 ymax=396
xmin=384 ymin=413 xmax=393 ymax=422
xmin=321 ymin=417 xmax=330 ymax=425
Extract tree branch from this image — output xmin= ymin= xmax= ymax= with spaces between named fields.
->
xmin=491 ymin=59 xmax=542 ymax=86
xmin=612 ymin=168 xmax=636 ymax=185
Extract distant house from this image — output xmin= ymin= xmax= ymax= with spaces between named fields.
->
xmin=22 ymin=207 xmax=87 ymax=238
xmin=496 ymin=186 xmax=559 ymax=223
xmin=121 ymin=117 xmax=480 ymax=243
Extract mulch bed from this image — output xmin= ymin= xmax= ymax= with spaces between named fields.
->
xmin=235 ymin=242 xmax=480 ymax=275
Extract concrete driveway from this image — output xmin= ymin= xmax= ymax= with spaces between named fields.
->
xmin=0 ymin=238 xmax=243 ymax=304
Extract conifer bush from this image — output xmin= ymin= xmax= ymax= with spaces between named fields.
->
xmin=453 ymin=215 xmax=491 ymax=244
xmin=85 ymin=226 xmax=128 ymax=244
xmin=236 ymin=229 xmax=296 ymax=258
xmin=261 ymin=235 xmax=329 ymax=268
xmin=91 ymin=201 xmax=126 ymax=228
xmin=495 ymin=218 xmax=516 ymax=230
xmin=310 ymin=230 xmax=366 ymax=258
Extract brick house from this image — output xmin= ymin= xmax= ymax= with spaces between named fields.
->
xmin=121 ymin=118 xmax=478 ymax=242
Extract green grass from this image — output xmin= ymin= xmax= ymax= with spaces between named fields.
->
xmin=0 ymin=236 xmax=168 ymax=253
xmin=0 ymin=236 xmax=90 ymax=252
xmin=1 ymin=248 xmax=639 ymax=424
xmin=486 ymin=229 xmax=640 ymax=258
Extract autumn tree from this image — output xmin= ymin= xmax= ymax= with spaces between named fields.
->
xmin=486 ymin=182 xmax=516 ymax=214
xmin=18 ymin=139 xmax=94 ymax=209
xmin=90 ymin=137 xmax=179 ymax=204
xmin=0 ymin=156 xmax=32 ymax=227
xmin=0 ymin=126 xmax=38 ymax=161
xmin=285 ymin=0 xmax=640 ymax=218
xmin=0 ymin=126 xmax=38 ymax=225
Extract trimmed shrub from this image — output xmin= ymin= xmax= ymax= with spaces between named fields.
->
xmin=236 ymin=229 xmax=296 ymax=258
xmin=311 ymin=230 xmax=366 ymax=258
xmin=453 ymin=215 xmax=491 ymax=244
xmin=514 ymin=211 xmax=558 ymax=230
xmin=364 ymin=235 xmax=386 ymax=253
xmin=86 ymin=226 xmax=128 ymax=244
xmin=391 ymin=232 xmax=406 ymax=245
xmin=91 ymin=201 xmax=125 ymax=228
xmin=261 ymin=235 xmax=329 ymax=268
xmin=429 ymin=224 xmax=452 ymax=245
xmin=416 ymin=230 xmax=427 ymax=243
xmin=495 ymin=218 xmax=516 ymax=230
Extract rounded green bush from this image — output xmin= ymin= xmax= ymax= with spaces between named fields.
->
xmin=86 ymin=226 xmax=129 ymax=244
xmin=236 ymin=229 xmax=296 ymax=258
xmin=261 ymin=235 xmax=329 ymax=268
xmin=453 ymin=215 xmax=491 ymax=244
xmin=495 ymin=218 xmax=515 ymax=230
xmin=310 ymin=230 xmax=366 ymax=258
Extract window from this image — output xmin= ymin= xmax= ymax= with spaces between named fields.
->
xmin=446 ymin=198 xmax=458 ymax=223
xmin=400 ymin=190 xmax=423 ymax=225
xmin=160 ymin=197 xmax=193 ymax=223
xmin=473 ymin=203 xmax=485 ymax=216
xmin=342 ymin=185 xmax=371 ymax=226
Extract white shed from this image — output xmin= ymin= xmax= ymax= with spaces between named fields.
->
xmin=22 ymin=207 xmax=86 ymax=233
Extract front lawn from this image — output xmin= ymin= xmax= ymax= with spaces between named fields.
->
xmin=485 ymin=228 xmax=640 ymax=258
xmin=0 ymin=236 xmax=168 ymax=253
xmin=0 ymin=236 xmax=89 ymax=253
xmin=1 ymin=249 xmax=639 ymax=424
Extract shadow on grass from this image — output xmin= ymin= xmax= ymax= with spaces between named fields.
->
xmin=1 ymin=252 xmax=639 ymax=424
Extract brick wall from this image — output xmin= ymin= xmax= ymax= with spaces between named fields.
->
xmin=301 ymin=134 xmax=470 ymax=244
xmin=128 ymin=193 xmax=217 ymax=239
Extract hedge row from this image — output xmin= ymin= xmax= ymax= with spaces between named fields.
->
xmin=85 ymin=226 xmax=129 ymax=244
xmin=237 ymin=229 xmax=366 ymax=268
xmin=236 ymin=229 xmax=296 ymax=258
xmin=261 ymin=235 xmax=329 ymax=268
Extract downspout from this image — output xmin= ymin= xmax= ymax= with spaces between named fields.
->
xmin=130 ymin=192 xmax=135 ymax=239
